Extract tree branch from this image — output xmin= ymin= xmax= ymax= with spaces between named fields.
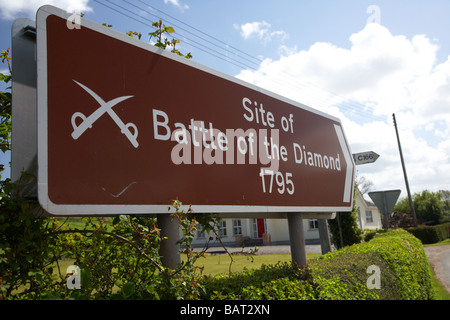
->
xmin=52 ymin=229 xmax=164 ymax=272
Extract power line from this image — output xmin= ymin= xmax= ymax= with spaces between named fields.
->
xmin=129 ymin=1 xmax=387 ymax=122
xmin=108 ymin=0 xmax=261 ymax=70
xmin=95 ymin=0 xmax=259 ymax=71
xmin=136 ymin=0 xmax=263 ymax=65
xmin=92 ymin=0 xmax=387 ymax=124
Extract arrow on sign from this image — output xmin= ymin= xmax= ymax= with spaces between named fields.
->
xmin=352 ymin=151 xmax=379 ymax=165
xmin=334 ymin=124 xmax=354 ymax=203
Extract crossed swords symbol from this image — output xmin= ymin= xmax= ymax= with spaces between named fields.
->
xmin=70 ymin=80 xmax=139 ymax=148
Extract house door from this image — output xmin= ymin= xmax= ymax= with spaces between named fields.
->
xmin=256 ymin=219 xmax=266 ymax=238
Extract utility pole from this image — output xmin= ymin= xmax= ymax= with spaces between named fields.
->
xmin=392 ymin=114 xmax=418 ymax=227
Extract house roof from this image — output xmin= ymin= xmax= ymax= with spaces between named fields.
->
xmin=356 ymin=188 xmax=378 ymax=209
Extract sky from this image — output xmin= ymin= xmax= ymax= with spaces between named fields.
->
xmin=0 ymin=0 xmax=449 ymax=202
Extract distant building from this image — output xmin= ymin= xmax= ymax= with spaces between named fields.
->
xmin=355 ymin=188 xmax=383 ymax=230
xmin=189 ymin=188 xmax=382 ymax=247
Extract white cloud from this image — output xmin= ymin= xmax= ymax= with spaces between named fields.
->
xmin=236 ymin=23 xmax=450 ymax=194
xmin=236 ymin=20 xmax=288 ymax=44
xmin=278 ymin=45 xmax=298 ymax=57
xmin=0 ymin=0 xmax=92 ymax=20
xmin=164 ymin=0 xmax=189 ymax=11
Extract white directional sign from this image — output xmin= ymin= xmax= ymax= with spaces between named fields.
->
xmin=352 ymin=151 xmax=379 ymax=165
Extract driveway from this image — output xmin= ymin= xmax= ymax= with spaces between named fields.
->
xmin=425 ymin=245 xmax=450 ymax=293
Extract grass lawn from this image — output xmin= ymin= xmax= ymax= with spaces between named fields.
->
xmin=190 ymin=252 xmax=321 ymax=276
xmin=425 ymin=238 xmax=450 ymax=246
xmin=429 ymin=266 xmax=450 ymax=300
xmin=54 ymin=217 xmax=112 ymax=230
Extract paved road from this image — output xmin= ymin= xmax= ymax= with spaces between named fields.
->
xmin=425 ymin=245 xmax=450 ymax=293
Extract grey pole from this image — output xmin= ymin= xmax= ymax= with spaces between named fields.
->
xmin=318 ymin=219 xmax=332 ymax=254
xmin=382 ymin=191 xmax=390 ymax=228
xmin=287 ymin=213 xmax=307 ymax=268
xmin=336 ymin=212 xmax=344 ymax=248
xmin=157 ymin=214 xmax=181 ymax=269
xmin=392 ymin=114 xmax=418 ymax=227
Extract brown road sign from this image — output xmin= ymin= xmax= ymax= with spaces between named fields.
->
xmin=36 ymin=5 xmax=355 ymax=215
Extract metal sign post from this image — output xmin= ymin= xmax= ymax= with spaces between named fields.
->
xmin=287 ymin=213 xmax=307 ymax=268
xmin=11 ymin=19 xmax=37 ymax=197
xmin=318 ymin=219 xmax=332 ymax=254
xmin=157 ymin=214 xmax=181 ymax=269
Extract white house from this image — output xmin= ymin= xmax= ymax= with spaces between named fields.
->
xmin=189 ymin=188 xmax=382 ymax=247
xmin=355 ymin=189 xmax=383 ymax=230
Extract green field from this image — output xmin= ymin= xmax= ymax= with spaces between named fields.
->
xmin=191 ymin=252 xmax=321 ymax=276
xmin=430 ymin=266 xmax=450 ymax=300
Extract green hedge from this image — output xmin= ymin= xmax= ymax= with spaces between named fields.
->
xmin=364 ymin=223 xmax=450 ymax=245
xmin=312 ymin=229 xmax=433 ymax=299
xmin=200 ymin=229 xmax=433 ymax=300
xmin=406 ymin=223 xmax=450 ymax=244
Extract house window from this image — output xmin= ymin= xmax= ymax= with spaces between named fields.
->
xmin=252 ymin=219 xmax=258 ymax=238
xmin=366 ymin=211 xmax=373 ymax=223
xmin=232 ymin=219 xmax=242 ymax=236
xmin=218 ymin=220 xmax=227 ymax=237
xmin=308 ymin=219 xmax=318 ymax=230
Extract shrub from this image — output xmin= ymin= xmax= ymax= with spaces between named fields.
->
xmin=0 ymin=195 xmax=218 ymax=300
xmin=199 ymin=262 xmax=304 ymax=300
xmin=310 ymin=251 xmax=399 ymax=299
xmin=312 ymin=229 xmax=433 ymax=299
xmin=362 ymin=228 xmax=387 ymax=242
xmin=406 ymin=223 xmax=450 ymax=244
xmin=327 ymin=189 xmax=362 ymax=249
xmin=201 ymin=229 xmax=433 ymax=300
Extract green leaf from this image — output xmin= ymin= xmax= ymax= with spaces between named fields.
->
xmin=122 ymin=281 xmax=135 ymax=298
xmin=154 ymin=42 xmax=166 ymax=50
xmin=80 ymin=268 xmax=91 ymax=287
xmin=165 ymin=26 xmax=175 ymax=33
xmin=112 ymin=216 xmax=120 ymax=225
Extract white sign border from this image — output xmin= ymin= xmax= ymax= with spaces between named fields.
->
xmin=36 ymin=5 xmax=354 ymax=216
